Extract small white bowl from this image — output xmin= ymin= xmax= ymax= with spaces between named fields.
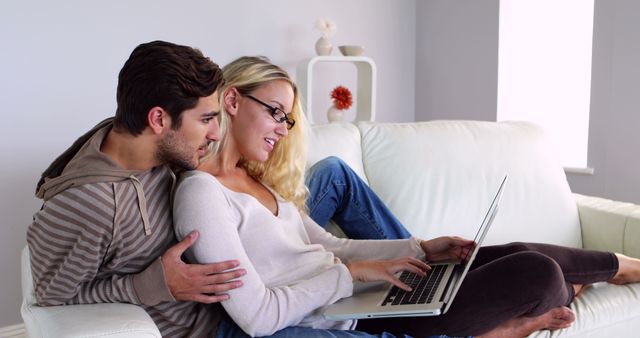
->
xmin=338 ymin=45 xmax=365 ymax=56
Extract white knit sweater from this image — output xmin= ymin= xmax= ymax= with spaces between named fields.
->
xmin=173 ymin=171 xmax=424 ymax=336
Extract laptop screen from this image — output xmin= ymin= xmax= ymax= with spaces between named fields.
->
xmin=459 ymin=175 xmax=508 ymax=266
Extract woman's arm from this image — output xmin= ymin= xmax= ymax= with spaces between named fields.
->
xmin=301 ymin=213 xmax=425 ymax=262
xmin=173 ymin=172 xmax=353 ymax=336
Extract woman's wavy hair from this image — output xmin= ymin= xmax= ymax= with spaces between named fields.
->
xmin=213 ymin=56 xmax=309 ymax=212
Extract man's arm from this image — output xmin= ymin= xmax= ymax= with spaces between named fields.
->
xmin=28 ymin=185 xmax=139 ymax=305
xmin=161 ymin=230 xmax=245 ymax=304
xmin=28 ymin=185 xmax=244 ymax=306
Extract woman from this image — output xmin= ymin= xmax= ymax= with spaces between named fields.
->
xmin=173 ymin=56 xmax=640 ymax=338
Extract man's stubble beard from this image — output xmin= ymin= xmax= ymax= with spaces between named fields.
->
xmin=156 ymin=130 xmax=198 ymax=171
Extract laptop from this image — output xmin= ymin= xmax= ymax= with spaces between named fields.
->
xmin=324 ymin=175 xmax=508 ymax=320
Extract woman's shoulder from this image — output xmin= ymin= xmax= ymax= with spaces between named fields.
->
xmin=176 ymin=170 xmax=225 ymax=196
xmin=179 ymin=170 xmax=220 ymax=184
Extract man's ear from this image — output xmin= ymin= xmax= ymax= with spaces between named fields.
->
xmin=147 ymin=107 xmax=168 ymax=135
xmin=223 ymin=87 xmax=240 ymax=116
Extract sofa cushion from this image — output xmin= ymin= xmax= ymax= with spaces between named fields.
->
xmin=307 ymin=123 xmax=368 ymax=184
xmin=357 ymin=120 xmax=582 ymax=247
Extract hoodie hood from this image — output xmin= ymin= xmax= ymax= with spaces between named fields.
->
xmin=36 ymin=118 xmax=144 ymax=200
xmin=36 ymin=117 xmax=168 ymax=235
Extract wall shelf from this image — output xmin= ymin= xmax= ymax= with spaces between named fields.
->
xmin=296 ymin=56 xmax=377 ymax=124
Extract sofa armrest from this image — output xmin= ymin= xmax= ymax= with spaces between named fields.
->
xmin=575 ymin=193 xmax=640 ymax=258
xmin=21 ymin=301 xmax=161 ymax=338
xmin=21 ymin=245 xmax=161 ymax=337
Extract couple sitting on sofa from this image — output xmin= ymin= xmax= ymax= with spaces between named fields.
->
xmin=28 ymin=40 xmax=640 ymax=338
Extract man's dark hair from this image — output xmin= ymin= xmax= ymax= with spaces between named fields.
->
xmin=114 ymin=40 xmax=224 ymax=135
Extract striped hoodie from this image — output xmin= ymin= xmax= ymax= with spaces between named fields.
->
xmin=27 ymin=119 xmax=221 ymax=337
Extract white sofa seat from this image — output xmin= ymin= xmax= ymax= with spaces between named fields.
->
xmin=307 ymin=120 xmax=640 ymax=338
xmin=535 ymin=194 xmax=640 ymax=338
xmin=532 ymin=282 xmax=640 ymax=338
xmin=21 ymin=247 xmax=161 ymax=338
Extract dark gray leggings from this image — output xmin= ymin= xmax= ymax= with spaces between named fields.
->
xmin=356 ymin=242 xmax=618 ymax=337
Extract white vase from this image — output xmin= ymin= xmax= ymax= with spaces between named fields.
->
xmin=315 ymin=36 xmax=333 ymax=56
xmin=327 ymin=105 xmax=344 ymax=123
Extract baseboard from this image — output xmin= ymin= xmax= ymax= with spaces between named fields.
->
xmin=0 ymin=324 xmax=25 ymax=338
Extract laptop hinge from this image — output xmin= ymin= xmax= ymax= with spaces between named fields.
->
xmin=440 ymin=265 xmax=462 ymax=303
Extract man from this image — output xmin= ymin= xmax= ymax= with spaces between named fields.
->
xmin=28 ymin=40 xmax=243 ymax=337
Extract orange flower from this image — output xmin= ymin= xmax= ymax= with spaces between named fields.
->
xmin=330 ymin=86 xmax=353 ymax=110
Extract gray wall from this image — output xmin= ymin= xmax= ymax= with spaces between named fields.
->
xmin=0 ymin=0 xmax=416 ymax=327
xmin=415 ymin=0 xmax=499 ymax=121
xmin=566 ymin=0 xmax=640 ymax=203
xmin=415 ymin=0 xmax=639 ymax=204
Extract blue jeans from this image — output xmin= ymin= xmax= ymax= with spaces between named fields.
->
xmin=215 ymin=316 xmax=418 ymax=337
xmin=306 ymin=157 xmax=411 ymax=240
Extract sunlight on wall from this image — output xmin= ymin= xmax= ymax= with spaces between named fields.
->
xmin=497 ymin=0 xmax=594 ymax=169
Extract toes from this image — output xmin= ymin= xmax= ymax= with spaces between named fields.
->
xmin=608 ymin=277 xmax=626 ymax=285
xmin=547 ymin=317 xmax=573 ymax=329
xmin=557 ymin=307 xmax=576 ymax=320
xmin=545 ymin=306 xmax=576 ymax=329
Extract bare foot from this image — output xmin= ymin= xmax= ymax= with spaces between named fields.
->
xmin=609 ymin=253 xmax=640 ymax=285
xmin=477 ymin=306 xmax=576 ymax=338
xmin=573 ymin=283 xmax=585 ymax=297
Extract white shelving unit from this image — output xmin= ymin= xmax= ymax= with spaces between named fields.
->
xmin=296 ymin=56 xmax=377 ymax=124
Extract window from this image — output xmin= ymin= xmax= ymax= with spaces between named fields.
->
xmin=497 ymin=0 xmax=594 ymax=171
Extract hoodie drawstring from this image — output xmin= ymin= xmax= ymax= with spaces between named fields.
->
xmin=168 ymin=170 xmax=177 ymax=207
xmin=129 ymin=175 xmax=152 ymax=236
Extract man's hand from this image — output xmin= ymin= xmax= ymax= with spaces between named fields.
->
xmin=420 ymin=236 xmax=475 ymax=262
xmin=162 ymin=231 xmax=246 ymax=304
xmin=346 ymin=257 xmax=430 ymax=291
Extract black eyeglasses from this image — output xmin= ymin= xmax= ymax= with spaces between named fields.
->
xmin=245 ymin=95 xmax=296 ymax=130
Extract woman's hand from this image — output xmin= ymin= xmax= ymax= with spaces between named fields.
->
xmin=346 ymin=257 xmax=430 ymax=291
xmin=420 ymin=236 xmax=475 ymax=262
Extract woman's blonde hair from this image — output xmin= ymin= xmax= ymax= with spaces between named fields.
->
xmin=213 ymin=56 xmax=309 ymax=212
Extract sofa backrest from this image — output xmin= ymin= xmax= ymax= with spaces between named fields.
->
xmin=308 ymin=121 xmax=582 ymax=247
xmin=307 ymin=123 xmax=369 ymax=184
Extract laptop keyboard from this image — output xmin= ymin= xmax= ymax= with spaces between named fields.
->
xmin=381 ymin=264 xmax=447 ymax=306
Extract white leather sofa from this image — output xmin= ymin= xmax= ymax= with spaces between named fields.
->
xmin=308 ymin=121 xmax=640 ymax=338
xmin=21 ymin=120 xmax=640 ymax=337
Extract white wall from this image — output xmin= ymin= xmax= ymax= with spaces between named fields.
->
xmin=0 ymin=0 xmax=416 ymax=327
xmin=415 ymin=0 xmax=639 ymax=204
